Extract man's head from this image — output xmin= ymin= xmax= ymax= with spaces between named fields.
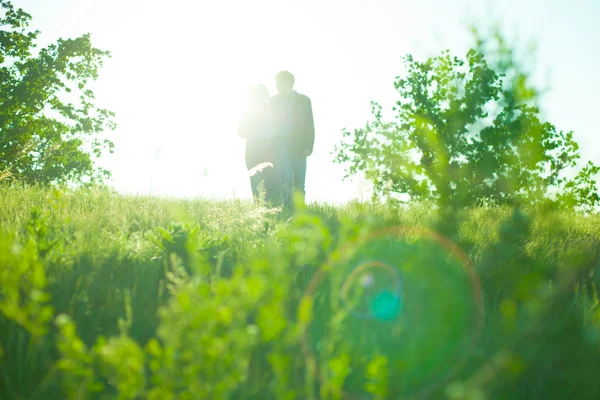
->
xmin=275 ymin=71 xmax=294 ymax=95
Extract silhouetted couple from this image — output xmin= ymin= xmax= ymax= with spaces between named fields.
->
xmin=238 ymin=71 xmax=315 ymax=210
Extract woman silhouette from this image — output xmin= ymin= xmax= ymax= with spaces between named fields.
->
xmin=238 ymin=84 xmax=281 ymax=205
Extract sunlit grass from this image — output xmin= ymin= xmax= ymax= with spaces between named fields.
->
xmin=0 ymin=186 xmax=599 ymax=399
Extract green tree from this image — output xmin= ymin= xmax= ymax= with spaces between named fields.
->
xmin=334 ymin=35 xmax=599 ymax=210
xmin=0 ymin=0 xmax=115 ymax=185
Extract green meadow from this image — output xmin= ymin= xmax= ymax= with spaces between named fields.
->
xmin=1 ymin=186 xmax=599 ymax=399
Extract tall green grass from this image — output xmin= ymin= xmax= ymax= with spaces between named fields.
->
xmin=0 ymin=186 xmax=599 ymax=399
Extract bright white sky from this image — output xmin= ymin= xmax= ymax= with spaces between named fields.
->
xmin=14 ymin=0 xmax=600 ymax=203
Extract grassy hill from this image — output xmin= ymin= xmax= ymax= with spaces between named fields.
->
xmin=1 ymin=186 xmax=599 ymax=399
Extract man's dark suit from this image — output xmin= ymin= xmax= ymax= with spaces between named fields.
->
xmin=269 ymin=91 xmax=315 ymax=198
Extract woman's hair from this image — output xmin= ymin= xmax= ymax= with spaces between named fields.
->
xmin=248 ymin=83 xmax=269 ymax=106
xmin=239 ymin=84 xmax=270 ymax=139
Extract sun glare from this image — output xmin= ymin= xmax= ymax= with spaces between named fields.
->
xmin=99 ymin=0 xmax=322 ymax=199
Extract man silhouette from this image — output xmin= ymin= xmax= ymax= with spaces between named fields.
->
xmin=269 ymin=71 xmax=315 ymax=206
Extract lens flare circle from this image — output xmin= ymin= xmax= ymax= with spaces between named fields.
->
xmin=340 ymin=260 xmax=403 ymax=321
xmin=300 ymin=225 xmax=484 ymax=399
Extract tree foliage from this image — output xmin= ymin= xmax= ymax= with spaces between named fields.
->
xmin=0 ymin=0 xmax=115 ymax=185
xmin=334 ymin=33 xmax=599 ymax=210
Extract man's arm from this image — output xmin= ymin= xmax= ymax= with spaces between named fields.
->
xmin=303 ymin=97 xmax=315 ymax=156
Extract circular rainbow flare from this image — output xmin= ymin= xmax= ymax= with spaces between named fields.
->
xmin=299 ymin=225 xmax=484 ymax=399
xmin=340 ymin=261 xmax=403 ymax=321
